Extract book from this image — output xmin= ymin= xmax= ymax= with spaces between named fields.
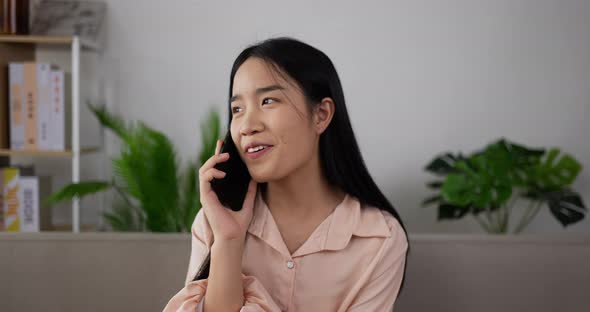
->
xmin=20 ymin=175 xmax=37 ymax=231
xmin=49 ymin=70 xmax=71 ymax=150
xmin=0 ymin=0 xmax=9 ymax=34
xmin=9 ymin=0 xmax=14 ymax=33
xmin=0 ymin=167 xmax=52 ymax=232
xmin=23 ymin=62 xmax=39 ymax=150
xmin=19 ymin=175 xmax=52 ymax=232
xmin=37 ymin=63 xmax=53 ymax=150
xmin=0 ymin=0 xmax=29 ymax=34
xmin=8 ymin=63 xmax=25 ymax=149
xmin=11 ymin=63 xmax=67 ymax=151
xmin=14 ymin=0 xmax=29 ymax=34
xmin=0 ymin=170 xmax=4 ymax=231
xmin=9 ymin=63 xmax=25 ymax=150
xmin=18 ymin=62 xmax=57 ymax=151
xmin=0 ymin=67 xmax=8 ymax=148
xmin=2 ymin=167 xmax=21 ymax=231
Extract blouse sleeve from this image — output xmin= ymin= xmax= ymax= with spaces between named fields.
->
xmin=162 ymin=210 xmax=281 ymax=312
xmin=345 ymin=218 xmax=409 ymax=312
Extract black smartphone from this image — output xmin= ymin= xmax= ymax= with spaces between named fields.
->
xmin=210 ymin=132 xmax=252 ymax=211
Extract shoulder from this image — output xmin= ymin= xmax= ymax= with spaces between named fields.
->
xmin=354 ymin=199 xmax=407 ymax=245
xmin=356 ymin=202 xmax=408 ymax=276
xmin=344 ymin=198 xmax=409 ymax=280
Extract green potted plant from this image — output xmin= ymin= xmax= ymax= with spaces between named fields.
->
xmin=46 ymin=104 xmax=221 ymax=232
xmin=423 ymin=138 xmax=586 ymax=234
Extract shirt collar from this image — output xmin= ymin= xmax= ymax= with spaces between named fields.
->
xmin=247 ymin=190 xmax=391 ymax=258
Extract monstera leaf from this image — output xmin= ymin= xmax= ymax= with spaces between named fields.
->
xmin=545 ymin=189 xmax=586 ymax=226
xmin=423 ymin=138 xmax=586 ymax=233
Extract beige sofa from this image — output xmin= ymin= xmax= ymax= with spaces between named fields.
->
xmin=0 ymin=232 xmax=588 ymax=312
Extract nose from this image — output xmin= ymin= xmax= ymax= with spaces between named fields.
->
xmin=239 ymin=108 xmax=264 ymax=136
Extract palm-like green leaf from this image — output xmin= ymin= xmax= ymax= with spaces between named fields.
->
xmin=45 ymin=181 xmax=112 ymax=205
xmin=87 ymin=103 xmax=131 ymax=143
xmin=111 ymin=157 xmax=142 ymax=200
xmin=179 ymin=162 xmax=199 ymax=232
xmin=102 ymin=202 xmax=140 ymax=232
xmin=47 ymin=106 xmax=222 ymax=232
xmin=123 ymin=122 xmax=180 ymax=232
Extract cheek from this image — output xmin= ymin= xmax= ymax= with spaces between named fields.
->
xmin=230 ymin=120 xmax=242 ymax=144
xmin=275 ymin=119 xmax=316 ymax=163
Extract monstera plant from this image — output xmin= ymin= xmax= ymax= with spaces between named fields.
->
xmin=46 ymin=104 xmax=221 ymax=232
xmin=423 ymin=138 xmax=586 ymax=234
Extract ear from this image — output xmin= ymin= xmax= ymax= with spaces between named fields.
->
xmin=313 ymin=97 xmax=335 ymax=135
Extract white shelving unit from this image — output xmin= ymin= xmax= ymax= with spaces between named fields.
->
xmin=0 ymin=35 xmax=104 ymax=233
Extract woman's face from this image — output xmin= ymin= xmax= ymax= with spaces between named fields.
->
xmin=230 ymin=57 xmax=325 ymax=182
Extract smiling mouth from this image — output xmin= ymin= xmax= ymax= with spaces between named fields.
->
xmin=246 ymin=145 xmax=273 ymax=160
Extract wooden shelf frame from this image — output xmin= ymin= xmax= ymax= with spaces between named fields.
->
xmin=0 ymin=147 xmax=100 ymax=157
xmin=1 ymin=34 xmax=105 ymax=233
xmin=0 ymin=35 xmax=101 ymax=51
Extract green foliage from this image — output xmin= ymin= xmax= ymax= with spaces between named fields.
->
xmin=46 ymin=181 xmax=111 ymax=204
xmin=423 ymin=138 xmax=586 ymax=233
xmin=47 ymin=104 xmax=222 ymax=232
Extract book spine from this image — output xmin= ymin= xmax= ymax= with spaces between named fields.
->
xmin=0 ymin=0 xmax=5 ymax=34
xmin=9 ymin=63 xmax=25 ymax=150
xmin=9 ymin=0 xmax=14 ymax=34
xmin=2 ymin=0 xmax=10 ymax=34
xmin=50 ymin=70 xmax=65 ymax=150
xmin=37 ymin=64 xmax=52 ymax=150
xmin=23 ymin=62 xmax=38 ymax=150
xmin=15 ymin=0 xmax=28 ymax=34
xmin=38 ymin=176 xmax=52 ymax=231
xmin=0 ymin=169 xmax=4 ymax=231
xmin=20 ymin=176 xmax=39 ymax=232
xmin=2 ymin=167 xmax=21 ymax=232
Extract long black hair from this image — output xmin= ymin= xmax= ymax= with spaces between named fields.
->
xmin=194 ymin=37 xmax=409 ymax=292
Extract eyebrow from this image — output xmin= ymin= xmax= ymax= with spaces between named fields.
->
xmin=230 ymin=85 xmax=285 ymax=103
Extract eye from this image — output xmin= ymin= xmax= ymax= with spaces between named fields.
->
xmin=231 ymin=106 xmax=242 ymax=114
xmin=262 ymin=98 xmax=276 ymax=105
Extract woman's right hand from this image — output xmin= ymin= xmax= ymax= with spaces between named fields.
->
xmin=198 ymin=139 xmax=258 ymax=243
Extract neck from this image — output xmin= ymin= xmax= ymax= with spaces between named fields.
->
xmin=262 ymin=152 xmax=345 ymax=221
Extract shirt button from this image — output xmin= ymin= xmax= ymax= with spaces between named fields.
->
xmin=286 ymin=260 xmax=295 ymax=269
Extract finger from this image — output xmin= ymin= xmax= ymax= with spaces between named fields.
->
xmin=201 ymin=168 xmax=227 ymax=184
xmin=199 ymin=152 xmax=229 ymax=174
xmin=199 ymin=168 xmax=226 ymax=196
xmin=215 ymin=139 xmax=222 ymax=156
xmin=241 ymin=179 xmax=258 ymax=212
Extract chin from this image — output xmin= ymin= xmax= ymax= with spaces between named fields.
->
xmin=247 ymin=166 xmax=282 ymax=183
xmin=248 ymin=171 xmax=272 ymax=183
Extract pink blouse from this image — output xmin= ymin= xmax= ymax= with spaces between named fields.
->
xmin=164 ymin=191 xmax=408 ymax=312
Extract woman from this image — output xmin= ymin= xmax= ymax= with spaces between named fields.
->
xmin=164 ymin=37 xmax=408 ymax=312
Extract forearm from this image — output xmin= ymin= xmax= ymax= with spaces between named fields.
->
xmin=203 ymin=238 xmax=245 ymax=312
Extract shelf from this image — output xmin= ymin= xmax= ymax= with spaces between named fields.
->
xmin=0 ymin=224 xmax=99 ymax=233
xmin=49 ymin=223 xmax=98 ymax=232
xmin=0 ymin=147 xmax=100 ymax=157
xmin=1 ymin=33 xmax=105 ymax=233
xmin=0 ymin=35 xmax=101 ymax=51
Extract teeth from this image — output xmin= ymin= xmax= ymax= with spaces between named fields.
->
xmin=248 ymin=145 xmax=267 ymax=153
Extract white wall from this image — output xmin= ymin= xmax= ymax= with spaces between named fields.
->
xmin=36 ymin=0 xmax=590 ymax=234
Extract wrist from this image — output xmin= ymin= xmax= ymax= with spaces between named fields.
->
xmin=211 ymin=237 xmax=245 ymax=253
